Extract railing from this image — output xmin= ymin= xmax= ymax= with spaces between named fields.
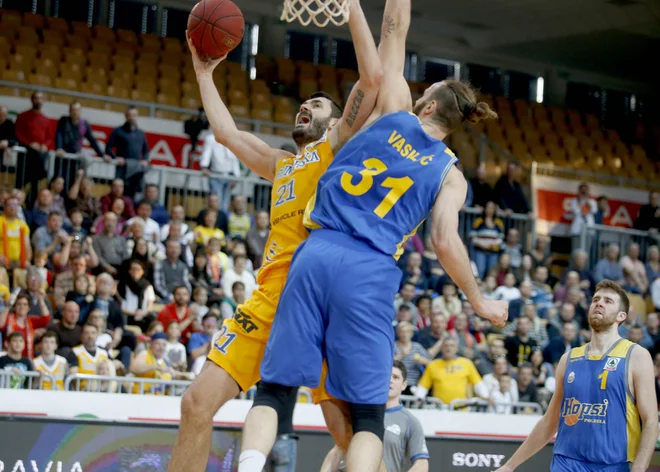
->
xmin=535 ymin=162 xmax=657 ymax=191
xmin=449 ymin=398 xmax=544 ymax=415
xmin=400 ymin=395 xmax=448 ymax=410
xmin=0 ymin=80 xmax=290 ymax=134
xmin=0 ymin=369 xmax=56 ymax=390
xmin=580 ymin=224 xmax=658 ymax=270
xmin=64 ymin=373 xmax=193 ymax=395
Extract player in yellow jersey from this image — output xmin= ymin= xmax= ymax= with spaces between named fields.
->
xmin=167 ymin=1 xmax=384 ymax=470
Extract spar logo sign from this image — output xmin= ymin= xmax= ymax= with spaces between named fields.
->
xmin=452 ymin=452 xmax=506 ymax=468
xmin=0 ymin=461 xmax=83 ymax=472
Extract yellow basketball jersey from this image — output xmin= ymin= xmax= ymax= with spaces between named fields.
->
xmin=132 ymin=349 xmax=172 ymax=394
xmin=258 ymin=133 xmax=334 ymax=283
xmin=72 ymin=345 xmax=108 ymax=389
xmin=33 ymin=354 xmax=67 ymax=390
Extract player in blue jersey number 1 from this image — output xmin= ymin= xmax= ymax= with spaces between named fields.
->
xmin=495 ymin=280 xmax=657 ymax=472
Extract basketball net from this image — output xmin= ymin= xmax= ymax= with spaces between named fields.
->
xmin=281 ymin=0 xmax=350 ymax=27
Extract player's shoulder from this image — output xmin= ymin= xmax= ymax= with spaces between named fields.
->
xmin=629 ymin=342 xmax=652 ymax=365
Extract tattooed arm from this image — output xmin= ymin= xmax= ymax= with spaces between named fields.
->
xmin=329 ymin=0 xmax=383 ymax=152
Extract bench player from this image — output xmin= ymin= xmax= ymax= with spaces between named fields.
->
xmin=166 ymin=1 xmax=384 ymax=470
xmin=494 ymin=281 xmax=657 ymax=472
xmin=237 ymin=0 xmax=509 ymax=469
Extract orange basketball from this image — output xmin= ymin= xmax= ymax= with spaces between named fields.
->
xmin=187 ymin=0 xmax=245 ymax=59
xmin=564 ymin=414 xmax=578 ymax=426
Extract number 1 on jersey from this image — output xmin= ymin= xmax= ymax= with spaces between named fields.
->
xmin=341 ymin=158 xmax=414 ymax=218
xmin=598 ymin=370 xmax=609 ymax=390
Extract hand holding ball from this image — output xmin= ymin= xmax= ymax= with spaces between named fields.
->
xmin=187 ymin=0 xmax=245 ymax=60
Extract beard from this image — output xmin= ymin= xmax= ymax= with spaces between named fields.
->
xmin=412 ymin=97 xmax=428 ymax=116
xmin=292 ymin=116 xmax=332 ymax=147
xmin=588 ymin=311 xmax=618 ymax=332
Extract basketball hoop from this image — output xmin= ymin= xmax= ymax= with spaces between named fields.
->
xmin=281 ymin=0 xmax=350 ymax=27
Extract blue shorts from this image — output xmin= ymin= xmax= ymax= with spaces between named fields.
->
xmin=260 ymin=229 xmax=401 ymax=405
xmin=551 ymin=455 xmax=630 ymax=472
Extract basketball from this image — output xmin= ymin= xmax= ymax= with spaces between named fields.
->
xmin=564 ymin=414 xmax=578 ymax=426
xmin=187 ymin=0 xmax=245 ymax=59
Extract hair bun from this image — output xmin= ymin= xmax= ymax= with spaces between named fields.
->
xmin=466 ymin=101 xmax=499 ymax=124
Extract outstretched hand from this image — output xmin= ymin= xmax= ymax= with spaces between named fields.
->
xmin=186 ymin=32 xmax=227 ymax=77
xmin=476 ymin=299 xmax=509 ymax=328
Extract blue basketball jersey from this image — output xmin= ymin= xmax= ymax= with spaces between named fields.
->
xmin=304 ymin=111 xmax=457 ymax=259
xmin=554 ymin=339 xmax=641 ymax=465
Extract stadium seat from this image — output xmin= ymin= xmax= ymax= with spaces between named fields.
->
xmin=81 ymin=81 xmax=106 ymax=95
xmin=117 ymin=29 xmax=138 ymax=45
xmin=107 ymin=85 xmax=130 ymax=100
xmin=41 ymin=29 xmax=65 ymax=48
xmin=8 ymin=54 xmax=33 ymax=74
xmin=85 ymin=65 xmax=107 ymax=81
xmin=60 ymin=65 xmax=83 ymax=82
xmin=3 ymin=68 xmax=25 ymax=83
xmin=0 ymin=37 xmax=11 ymax=57
xmin=23 ymin=12 xmax=45 ymax=29
xmin=156 ymin=93 xmax=179 ymax=107
xmin=141 ymin=33 xmax=162 ymax=52
xmin=254 ymin=54 xmax=274 ymax=81
xmin=55 ymin=77 xmax=78 ymax=91
xmin=138 ymin=52 xmax=160 ymax=66
xmin=27 ymin=74 xmax=53 ymax=88
xmin=115 ymin=47 xmax=137 ymax=59
xmin=90 ymin=40 xmax=113 ymax=55
xmin=131 ymin=89 xmax=156 ymax=102
xmin=1 ymin=10 xmax=22 ymax=28
xmin=93 ymin=24 xmax=116 ymax=43
xmin=34 ymin=59 xmax=59 ymax=78
xmin=17 ymin=26 xmax=40 ymax=45
xmin=48 ymin=17 xmax=70 ymax=34
xmin=86 ymin=51 xmax=107 ymax=69
xmin=65 ymin=34 xmax=90 ymax=51
xmin=79 ymin=98 xmax=105 ymax=109
xmin=135 ymin=78 xmax=158 ymax=94
xmin=154 ymin=109 xmax=181 ymax=120
xmin=251 ymin=107 xmax=274 ymax=134
xmin=159 ymin=64 xmax=182 ymax=81
xmin=181 ymin=96 xmax=202 ymax=109
xmin=276 ymin=57 xmax=296 ymax=85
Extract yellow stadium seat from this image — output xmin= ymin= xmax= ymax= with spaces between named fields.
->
xmin=159 ymin=64 xmax=182 ymax=80
xmin=114 ymin=46 xmax=137 ymax=59
xmin=17 ymin=26 xmax=39 ymax=45
xmin=0 ymin=37 xmax=11 ymax=57
xmin=276 ymin=57 xmax=296 ymax=86
xmin=113 ymin=57 xmax=135 ymax=72
xmin=163 ymin=37 xmax=182 ymax=52
xmin=23 ymin=12 xmax=45 ymax=29
xmin=41 ymin=29 xmax=65 ymax=47
xmin=116 ymin=29 xmax=138 ymax=44
xmin=131 ymin=89 xmax=156 ymax=102
xmin=0 ymin=27 xmax=16 ymax=45
xmin=93 ymin=25 xmax=116 ymax=43
xmin=107 ymin=86 xmax=130 ymax=100
xmin=90 ymin=40 xmax=113 ymax=55
xmin=156 ymin=93 xmax=179 ymax=107
xmin=154 ymin=109 xmax=181 ymax=120
xmin=299 ymin=79 xmax=318 ymax=102
xmin=8 ymin=54 xmax=33 ymax=73
xmin=181 ymin=96 xmax=202 ymax=109
xmin=60 ymin=65 xmax=83 ymax=82
xmin=104 ymin=102 xmax=127 ymax=113
xmin=55 ymin=77 xmax=78 ymax=91
xmin=48 ymin=17 xmax=70 ymax=34
xmin=141 ymin=33 xmax=162 ymax=51
xmin=297 ymin=61 xmax=317 ymax=80
xmin=273 ymin=96 xmax=293 ymax=113
xmin=85 ymin=65 xmax=107 ymax=81
xmin=135 ymin=78 xmax=158 ymax=95
xmin=158 ymin=77 xmax=180 ymax=92
xmin=138 ymin=52 xmax=160 ymax=66
xmin=65 ymin=34 xmax=90 ymax=51
xmin=80 ymin=81 xmax=106 ymax=95
xmin=1 ymin=10 xmax=22 ymax=28
xmin=254 ymin=54 xmax=274 ymax=81
xmin=15 ymin=43 xmax=38 ymax=61
xmin=71 ymin=21 xmax=91 ymax=37
xmin=110 ymin=76 xmax=133 ymax=89
xmin=79 ymin=98 xmax=105 ymax=110
xmin=605 ymin=129 xmax=620 ymax=142
xmin=64 ymin=53 xmax=87 ymax=68
xmin=34 ymin=59 xmax=58 ymax=78
xmin=27 ymin=74 xmax=52 ymax=88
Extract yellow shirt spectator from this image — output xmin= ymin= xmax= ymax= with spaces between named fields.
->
xmin=417 ymin=339 xmax=485 ymax=404
xmin=0 ymin=215 xmax=30 ymax=264
xmin=194 ymin=225 xmax=226 ymax=246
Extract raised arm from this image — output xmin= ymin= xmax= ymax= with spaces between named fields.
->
xmin=431 ymin=166 xmax=507 ymax=327
xmin=328 ymin=0 xmax=383 ymax=151
xmin=630 ymin=346 xmax=658 ymax=472
xmin=188 ymin=35 xmax=288 ymax=182
xmin=496 ymin=355 xmax=566 ymax=471
xmin=371 ymin=0 xmax=413 ymax=116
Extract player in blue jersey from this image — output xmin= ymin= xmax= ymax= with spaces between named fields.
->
xmin=237 ymin=0 xmax=508 ymax=470
xmin=494 ymin=280 xmax=657 ymax=472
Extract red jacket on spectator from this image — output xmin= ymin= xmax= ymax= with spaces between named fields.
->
xmin=99 ymin=194 xmax=136 ymax=220
xmin=157 ymin=304 xmax=193 ymax=344
xmin=14 ymin=109 xmax=54 ymax=149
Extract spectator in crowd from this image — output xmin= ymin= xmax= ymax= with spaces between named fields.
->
xmin=48 ymin=177 xmax=70 ymax=224
xmin=53 ymin=233 xmax=98 ymax=273
xmin=196 ymin=194 xmax=229 ymax=235
xmin=131 ymin=332 xmax=193 ymax=394
xmin=620 ymin=243 xmax=649 ymax=294
xmin=118 ymin=260 xmax=155 ymax=332
xmin=509 ymin=280 xmax=534 ymax=321
xmin=470 ymin=201 xmax=503 ymax=279
xmin=65 ymin=275 xmax=94 ymax=322
xmin=489 ymin=372 xmax=516 ymax=414
xmin=200 ymin=129 xmax=241 ymax=211
xmin=432 ymin=282 xmax=462 ymax=318
xmin=494 ymin=273 xmax=521 ymax=302
xmin=67 ymin=171 xmax=102 ymax=231
xmin=100 ymin=179 xmax=136 ymax=220
xmin=104 ymin=106 xmax=150 ymax=198
xmin=190 ymin=250 xmax=222 ymax=302
xmin=593 ymin=244 xmax=624 ymax=283
xmin=394 ymin=321 xmax=431 ymax=390
xmin=502 ymin=228 xmax=523 ymax=271
xmin=519 ymin=255 xmax=535 ymax=286
xmin=53 ymin=255 xmax=96 ymax=310
xmin=0 ymin=332 xmax=33 ymax=389
xmin=501 ymin=304 xmax=549 ymax=347
xmin=562 ymin=249 xmax=593 ymax=294
xmin=494 ymin=161 xmax=530 ymax=215
xmin=646 ymin=313 xmax=660 ymax=349
xmin=529 ymin=236 xmax=552 ymax=270
xmin=54 ymin=101 xmax=104 ymax=186
xmin=634 ymin=191 xmax=660 ymax=232
xmin=530 ymin=348 xmax=555 ymax=397
xmin=401 ymin=251 xmax=427 ymax=291
xmin=516 ymin=363 xmax=539 ymax=405
xmin=246 ymin=210 xmax=269 ymax=269
xmin=653 ymin=278 xmax=660 ymax=312
xmin=568 ymin=182 xmax=597 ymax=248
xmin=0 ymin=196 xmax=32 ymax=269
xmin=32 ymin=212 xmax=67 ymax=257
xmin=482 ymin=275 xmax=499 ymax=300
xmin=421 ymin=235 xmax=445 ymax=292
xmin=393 ymin=305 xmax=415 ymax=333
xmin=449 ymin=312 xmax=478 ymax=361
xmin=221 ymin=254 xmax=256 ymax=300
xmin=594 ymin=195 xmax=610 ymax=225
xmin=228 ymin=195 xmax=252 ymax=239
xmin=22 ymin=269 xmax=52 ymax=317
xmin=544 ymin=322 xmax=580 ymax=366
xmin=414 ymin=295 xmax=432 ymax=330
xmin=0 ymin=293 xmax=50 ymax=358
xmin=194 ymin=210 xmax=226 ymax=247
xmin=184 ymin=108 xmax=208 ymax=152
xmin=490 ymin=253 xmax=513 ymax=287
xmin=554 ymin=270 xmax=581 ymax=304
xmin=220 ymin=281 xmax=245 ymax=320
xmin=157 ymin=286 xmax=194 ymax=345
xmin=123 ymin=227 xmax=160 ymax=280
xmin=141 ymin=184 xmax=169 ymax=227
xmin=475 ymin=337 xmax=507 ymax=376
xmin=161 ymin=205 xmax=193 ymax=243
xmin=413 ymin=312 xmax=450 ymax=359
xmin=86 ymin=308 xmax=132 ymax=371
xmin=33 ymin=330 xmax=68 ymax=390
xmin=154 ymin=240 xmax=192 ymax=302
xmin=127 ymin=201 xmax=160 ymax=243
xmin=482 ymin=357 xmax=518 ymax=407
xmin=547 ymin=303 xmax=581 ymax=340
xmin=469 ymin=164 xmax=494 ymax=208
xmin=94 ymin=198 xmax=128 ymax=236
xmin=627 ymin=325 xmax=649 ymax=348
xmin=504 ymin=316 xmax=537 ymax=368
xmin=531 ymin=266 xmax=554 ymax=317
xmin=415 ymin=337 xmax=489 ymax=404
xmin=188 ymin=314 xmax=219 ymax=373
xmin=29 ymin=188 xmax=55 ymax=231
xmin=47 ymin=301 xmax=82 ymax=354
xmin=0 ymin=104 xmax=16 ymax=153
xmin=165 ymin=321 xmax=188 ymax=372
xmin=92 ymin=212 xmax=126 ymax=275
xmin=394 ymin=282 xmax=418 ymax=322
xmin=14 ymin=92 xmax=52 ymax=208
xmin=646 ymin=246 xmax=660 ymax=283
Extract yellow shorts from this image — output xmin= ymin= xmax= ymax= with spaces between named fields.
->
xmin=311 ymin=361 xmax=333 ymax=404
